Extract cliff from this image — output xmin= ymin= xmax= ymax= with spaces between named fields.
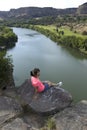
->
xmin=0 ymin=3 xmax=86 ymax=21
xmin=77 ymin=2 xmax=87 ymax=14
xmin=0 ymin=7 xmax=77 ymax=20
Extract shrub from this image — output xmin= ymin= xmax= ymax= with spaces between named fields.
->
xmin=41 ymin=118 xmax=56 ymax=130
xmin=0 ymin=26 xmax=18 ymax=48
xmin=0 ymin=51 xmax=13 ymax=89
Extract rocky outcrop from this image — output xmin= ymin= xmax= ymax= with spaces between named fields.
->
xmin=0 ymin=96 xmax=22 ymax=128
xmin=0 ymin=7 xmax=77 ymax=20
xmin=22 ymin=112 xmax=47 ymax=129
xmin=77 ymin=2 xmax=87 ymax=14
xmin=1 ymin=118 xmax=31 ymax=130
xmin=0 ymin=81 xmax=87 ymax=130
xmin=17 ymin=79 xmax=72 ymax=115
xmin=0 ymin=3 xmax=87 ymax=21
xmin=0 ymin=94 xmax=45 ymax=130
xmin=54 ymin=100 xmax=87 ymax=130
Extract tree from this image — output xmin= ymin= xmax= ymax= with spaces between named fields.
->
xmin=0 ymin=26 xmax=17 ymax=48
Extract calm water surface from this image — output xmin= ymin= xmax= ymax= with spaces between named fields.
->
xmin=7 ymin=27 xmax=87 ymax=102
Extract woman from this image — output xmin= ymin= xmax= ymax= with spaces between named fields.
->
xmin=30 ymin=68 xmax=62 ymax=93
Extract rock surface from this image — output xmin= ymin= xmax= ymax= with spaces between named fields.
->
xmin=18 ymin=79 xmax=72 ymax=115
xmin=1 ymin=118 xmax=31 ymax=130
xmin=54 ymin=100 xmax=87 ymax=130
xmin=1 ymin=88 xmax=18 ymax=99
xmin=0 ymin=81 xmax=86 ymax=130
xmin=0 ymin=96 xmax=22 ymax=127
xmin=22 ymin=112 xmax=47 ymax=129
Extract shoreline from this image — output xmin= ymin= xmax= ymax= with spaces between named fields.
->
xmin=25 ymin=25 xmax=87 ymax=56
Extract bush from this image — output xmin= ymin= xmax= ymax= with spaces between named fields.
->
xmin=0 ymin=51 xmax=13 ymax=89
xmin=41 ymin=118 xmax=56 ymax=130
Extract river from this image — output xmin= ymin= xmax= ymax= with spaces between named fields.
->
xmin=7 ymin=27 xmax=87 ymax=102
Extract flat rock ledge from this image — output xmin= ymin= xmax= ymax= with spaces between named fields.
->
xmin=54 ymin=100 xmax=87 ymax=130
xmin=0 ymin=96 xmax=22 ymax=128
xmin=0 ymin=95 xmax=44 ymax=130
xmin=17 ymin=79 xmax=72 ymax=115
xmin=1 ymin=118 xmax=36 ymax=130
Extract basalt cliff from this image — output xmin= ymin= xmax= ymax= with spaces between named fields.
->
xmin=0 ymin=3 xmax=87 ymax=20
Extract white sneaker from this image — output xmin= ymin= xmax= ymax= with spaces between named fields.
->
xmin=56 ymin=82 xmax=63 ymax=87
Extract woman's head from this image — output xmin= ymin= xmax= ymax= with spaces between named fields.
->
xmin=30 ymin=68 xmax=40 ymax=77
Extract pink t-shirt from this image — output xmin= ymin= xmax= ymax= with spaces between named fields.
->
xmin=31 ymin=76 xmax=45 ymax=92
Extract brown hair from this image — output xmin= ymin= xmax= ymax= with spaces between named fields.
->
xmin=30 ymin=68 xmax=40 ymax=77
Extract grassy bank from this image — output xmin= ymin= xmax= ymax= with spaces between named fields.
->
xmin=28 ymin=25 xmax=87 ymax=55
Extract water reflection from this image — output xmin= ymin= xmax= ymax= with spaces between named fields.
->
xmin=26 ymin=32 xmax=40 ymax=37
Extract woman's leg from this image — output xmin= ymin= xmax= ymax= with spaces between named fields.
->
xmin=44 ymin=81 xmax=57 ymax=86
xmin=42 ymin=80 xmax=63 ymax=87
xmin=48 ymin=81 xmax=63 ymax=87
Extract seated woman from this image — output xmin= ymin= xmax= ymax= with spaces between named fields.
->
xmin=30 ymin=68 xmax=62 ymax=93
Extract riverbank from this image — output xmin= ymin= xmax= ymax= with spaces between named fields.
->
xmin=0 ymin=26 xmax=17 ymax=89
xmin=25 ymin=24 xmax=87 ymax=55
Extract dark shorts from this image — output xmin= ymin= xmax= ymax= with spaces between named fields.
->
xmin=43 ymin=83 xmax=50 ymax=92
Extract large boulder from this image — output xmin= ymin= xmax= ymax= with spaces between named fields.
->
xmin=0 ymin=96 xmax=22 ymax=127
xmin=54 ymin=100 xmax=87 ymax=130
xmin=18 ymin=79 xmax=72 ymax=115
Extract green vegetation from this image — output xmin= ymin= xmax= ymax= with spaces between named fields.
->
xmin=41 ymin=118 xmax=56 ymax=130
xmin=0 ymin=51 xmax=13 ymax=89
xmin=0 ymin=26 xmax=18 ymax=49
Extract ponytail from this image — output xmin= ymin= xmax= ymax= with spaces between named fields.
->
xmin=30 ymin=71 xmax=34 ymax=76
xmin=30 ymin=68 xmax=40 ymax=77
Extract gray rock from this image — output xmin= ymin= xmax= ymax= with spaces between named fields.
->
xmin=22 ymin=112 xmax=47 ymax=129
xmin=0 ymin=96 xmax=22 ymax=127
xmin=18 ymin=79 xmax=72 ymax=115
xmin=54 ymin=100 xmax=87 ymax=130
xmin=1 ymin=118 xmax=31 ymax=130
xmin=1 ymin=115 xmax=44 ymax=130
xmin=1 ymin=88 xmax=19 ymax=99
